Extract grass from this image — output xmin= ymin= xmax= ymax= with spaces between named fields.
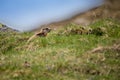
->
xmin=0 ymin=23 xmax=2 ymax=27
xmin=0 ymin=18 xmax=120 ymax=80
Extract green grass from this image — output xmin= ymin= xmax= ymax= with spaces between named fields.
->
xmin=0 ymin=18 xmax=120 ymax=80
xmin=0 ymin=23 xmax=2 ymax=28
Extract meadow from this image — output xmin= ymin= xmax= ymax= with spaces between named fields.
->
xmin=0 ymin=18 xmax=120 ymax=80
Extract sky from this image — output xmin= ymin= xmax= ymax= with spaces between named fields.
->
xmin=0 ymin=0 xmax=104 ymax=31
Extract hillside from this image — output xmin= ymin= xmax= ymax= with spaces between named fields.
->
xmin=0 ymin=0 xmax=120 ymax=79
xmin=34 ymin=0 xmax=120 ymax=31
xmin=0 ymin=23 xmax=18 ymax=32
xmin=0 ymin=18 xmax=120 ymax=80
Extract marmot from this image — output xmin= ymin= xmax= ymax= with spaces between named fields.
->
xmin=27 ymin=27 xmax=51 ymax=43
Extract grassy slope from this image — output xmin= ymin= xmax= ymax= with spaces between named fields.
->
xmin=0 ymin=18 xmax=120 ymax=80
xmin=0 ymin=23 xmax=2 ymax=27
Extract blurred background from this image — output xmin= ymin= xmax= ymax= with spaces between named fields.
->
xmin=0 ymin=0 xmax=119 ymax=31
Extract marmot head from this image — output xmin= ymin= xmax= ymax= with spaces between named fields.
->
xmin=42 ymin=27 xmax=51 ymax=33
xmin=36 ymin=27 xmax=51 ymax=37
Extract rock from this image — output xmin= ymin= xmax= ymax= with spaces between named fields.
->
xmin=0 ymin=23 xmax=18 ymax=32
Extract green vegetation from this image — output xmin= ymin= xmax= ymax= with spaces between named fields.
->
xmin=0 ymin=18 xmax=120 ymax=80
xmin=0 ymin=23 xmax=2 ymax=28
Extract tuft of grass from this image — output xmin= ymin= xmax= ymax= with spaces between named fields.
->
xmin=0 ymin=18 xmax=120 ymax=80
